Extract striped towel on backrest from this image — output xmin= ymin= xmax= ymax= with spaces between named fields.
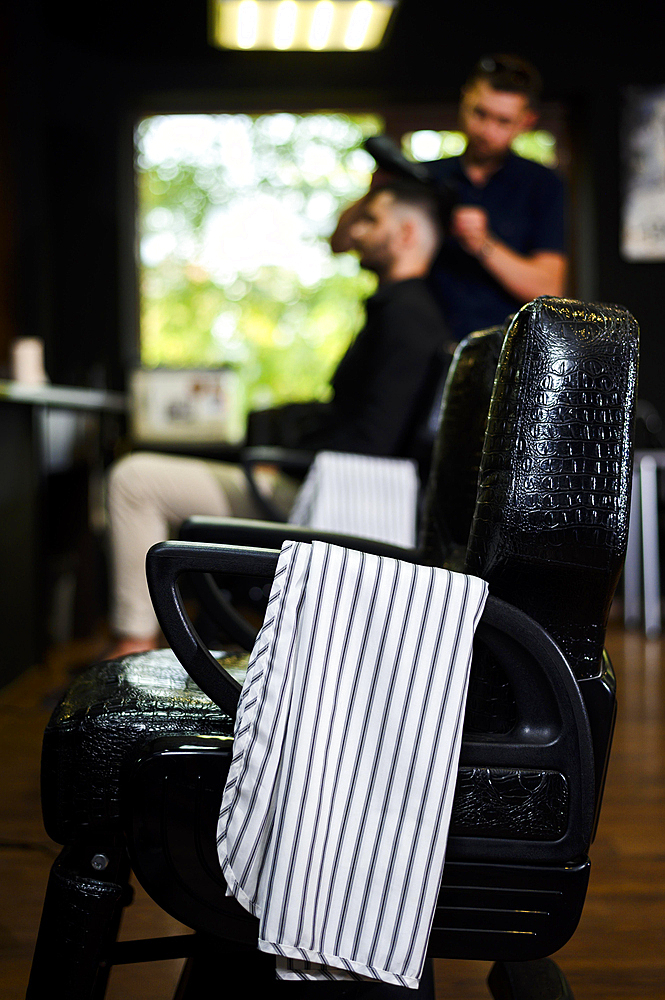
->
xmin=288 ymin=452 xmax=419 ymax=548
xmin=217 ymin=540 xmax=488 ymax=987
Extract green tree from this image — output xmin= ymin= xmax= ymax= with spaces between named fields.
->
xmin=136 ymin=112 xmax=382 ymax=415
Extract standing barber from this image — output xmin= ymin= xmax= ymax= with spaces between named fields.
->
xmin=332 ymin=54 xmax=567 ymax=342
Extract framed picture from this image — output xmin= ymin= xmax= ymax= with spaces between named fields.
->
xmin=129 ymin=368 xmax=245 ymax=444
xmin=621 ymin=86 xmax=665 ymax=260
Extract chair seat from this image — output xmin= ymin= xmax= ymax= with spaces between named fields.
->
xmin=41 ymin=625 xmax=578 ymax=852
xmin=41 ymin=648 xmax=238 ymax=845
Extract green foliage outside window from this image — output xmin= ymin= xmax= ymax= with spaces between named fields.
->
xmin=136 ymin=113 xmax=382 ymax=415
xmin=403 ymin=128 xmax=558 ymax=166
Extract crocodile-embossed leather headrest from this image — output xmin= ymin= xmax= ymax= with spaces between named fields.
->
xmin=465 ymin=296 xmax=639 ymax=680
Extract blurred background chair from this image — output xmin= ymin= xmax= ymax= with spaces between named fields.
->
xmin=26 ymin=297 xmax=638 ymax=1000
xmin=240 ymin=336 xmax=452 ymax=523
xmin=623 ymin=400 xmax=665 ymax=637
xmin=184 ymin=322 xmax=505 ymax=640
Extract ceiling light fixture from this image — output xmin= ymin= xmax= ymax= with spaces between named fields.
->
xmin=210 ymin=0 xmax=398 ymax=51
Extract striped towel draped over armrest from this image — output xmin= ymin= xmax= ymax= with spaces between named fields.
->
xmin=217 ymin=540 xmax=488 ymax=987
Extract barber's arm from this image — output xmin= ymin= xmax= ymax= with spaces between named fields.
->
xmin=452 ymin=205 xmax=567 ymax=301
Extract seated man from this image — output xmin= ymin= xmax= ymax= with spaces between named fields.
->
xmin=107 ymin=180 xmax=451 ymax=655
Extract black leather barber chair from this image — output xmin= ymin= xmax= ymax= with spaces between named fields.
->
xmin=27 ymin=297 xmax=638 ymax=1000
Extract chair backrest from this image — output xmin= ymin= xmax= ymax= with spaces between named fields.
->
xmin=394 ymin=344 xmax=452 ymax=483
xmin=465 ymin=296 xmax=639 ymax=681
xmin=419 ymin=325 xmax=506 ymax=567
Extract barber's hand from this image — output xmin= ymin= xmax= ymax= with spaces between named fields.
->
xmin=451 ymin=206 xmax=495 ymax=257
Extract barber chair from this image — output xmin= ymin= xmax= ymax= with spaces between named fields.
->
xmin=206 ymin=339 xmax=455 ymax=624
xmin=27 ymin=297 xmax=638 ymax=1000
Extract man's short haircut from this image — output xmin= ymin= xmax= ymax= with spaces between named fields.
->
xmin=466 ymin=53 xmax=543 ymax=109
xmin=369 ymin=179 xmax=450 ymax=243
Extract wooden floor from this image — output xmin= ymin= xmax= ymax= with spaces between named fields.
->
xmin=1 ymin=620 xmax=664 ymax=999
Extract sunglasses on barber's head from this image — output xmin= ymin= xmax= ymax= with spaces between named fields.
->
xmin=476 ymin=55 xmax=538 ymax=90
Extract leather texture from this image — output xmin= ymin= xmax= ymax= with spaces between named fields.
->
xmin=41 ymin=649 xmax=236 ymax=844
xmin=465 ymin=297 xmax=639 ymax=680
xmin=450 ymin=767 xmax=569 ymax=840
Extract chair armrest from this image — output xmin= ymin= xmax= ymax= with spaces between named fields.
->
xmin=180 ymin=515 xmax=420 ymax=561
xmin=147 ymin=541 xmax=279 ymax=715
xmin=240 ymin=446 xmax=315 ymax=521
xmin=241 ymin=445 xmax=315 ymax=473
xmin=179 ymin=519 xmax=420 ymax=652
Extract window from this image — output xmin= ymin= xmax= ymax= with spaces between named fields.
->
xmin=135 ymin=112 xmax=381 ymax=417
xmin=135 ymin=109 xmax=566 ymax=424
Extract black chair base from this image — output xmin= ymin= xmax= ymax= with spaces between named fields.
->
xmin=27 ymin=843 xmax=129 ymax=999
xmin=126 ymin=732 xmax=591 ymax=963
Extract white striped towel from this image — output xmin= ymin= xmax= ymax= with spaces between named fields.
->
xmin=217 ymin=540 xmax=488 ymax=988
xmin=288 ymin=452 xmax=419 ymax=548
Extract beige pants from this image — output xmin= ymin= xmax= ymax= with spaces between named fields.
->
xmin=107 ymin=451 xmax=287 ymax=639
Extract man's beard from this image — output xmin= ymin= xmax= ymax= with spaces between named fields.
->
xmin=358 ymin=239 xmax=393 ymax=279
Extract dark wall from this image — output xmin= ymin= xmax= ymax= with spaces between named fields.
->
xmin=5 ymin=0 xmax=665 ymax=411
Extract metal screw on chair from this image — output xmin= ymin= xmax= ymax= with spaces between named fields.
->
xmin=91 ymin=853 xmax=110 ymax=871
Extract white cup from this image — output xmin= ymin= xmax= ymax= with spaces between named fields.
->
xmin=10 ymin=337 xmax=48 ymax=384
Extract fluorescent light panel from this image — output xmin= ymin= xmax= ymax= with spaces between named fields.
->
xmin=211 ymin=0 xmax=396 ymax=51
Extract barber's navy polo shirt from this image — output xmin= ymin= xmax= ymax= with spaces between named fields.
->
xmin=425 ymin=152 xmax=566 ymax=342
